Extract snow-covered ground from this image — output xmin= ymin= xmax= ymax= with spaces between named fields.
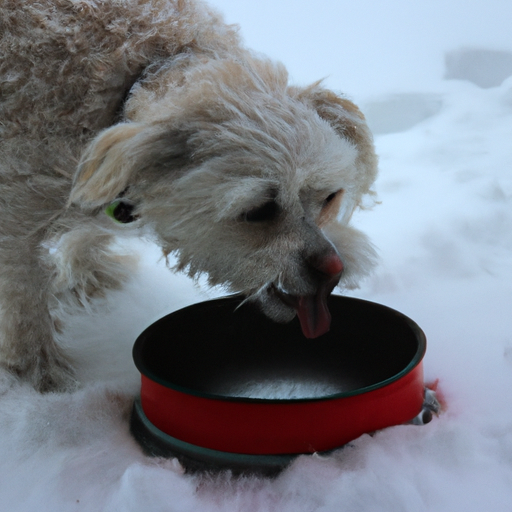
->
xmin=2 ymin=1 xmax=512 ymax=510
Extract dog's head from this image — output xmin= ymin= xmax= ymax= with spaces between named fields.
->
xmin=70 ymin=56 xmax=378 ymax=338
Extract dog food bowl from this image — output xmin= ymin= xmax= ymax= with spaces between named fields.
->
xmin=130 ymin=295 xmax=426 ymax=474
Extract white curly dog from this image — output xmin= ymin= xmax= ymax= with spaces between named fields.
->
xmin=0 ymin=0 xmax=378 ymax=392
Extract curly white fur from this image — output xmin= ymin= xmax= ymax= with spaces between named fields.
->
xmin=0 ymin=0 xmax=378 ymax=391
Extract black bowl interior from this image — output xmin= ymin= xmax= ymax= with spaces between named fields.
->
xmin=133 ymin=295 xmax=425 ymax=401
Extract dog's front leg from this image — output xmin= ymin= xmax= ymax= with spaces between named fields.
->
xmin=0 ymin=242 xmax=76 ymax=392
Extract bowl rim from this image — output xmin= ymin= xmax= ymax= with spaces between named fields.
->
xmin=133 ymin=295 xmax=426 ymax=404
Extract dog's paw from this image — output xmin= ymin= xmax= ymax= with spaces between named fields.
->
xmin=3 ymin=352 xmax=79 ymax=393
xmin=0 ymin=365 xmax=19 ymax=395
xmin=410 ymin=387 xmax=442 ymax=425
xmin=34 ymin=364 xmax=79 ymax=394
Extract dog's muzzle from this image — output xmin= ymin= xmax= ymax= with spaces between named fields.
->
xmin=272 ymin=249 xmax=344 ymax=339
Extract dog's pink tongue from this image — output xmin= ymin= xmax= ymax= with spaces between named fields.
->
xmin=292 ymin=251 xmax=343 ymax=338
xmin=295 ymin=293 xmax=332 ymax=339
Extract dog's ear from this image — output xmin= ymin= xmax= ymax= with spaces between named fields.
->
xmin=290 ymin=85 xmax=378 ymax=195
xmin=69 ymin=123 xmax=144 ymax=207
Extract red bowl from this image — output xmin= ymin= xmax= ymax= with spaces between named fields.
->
xmin=130 ymin=295 xmax=426 ymax=474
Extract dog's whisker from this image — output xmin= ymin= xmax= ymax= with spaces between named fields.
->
xmin=234 ymin=282 xmax=272 ymax=311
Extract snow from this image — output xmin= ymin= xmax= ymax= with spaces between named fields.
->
xmin=2 ymin=1 xmax=512 ymax=510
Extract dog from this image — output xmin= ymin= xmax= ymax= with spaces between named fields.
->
xmin=0 ymin=0 xmax=378 ymax=392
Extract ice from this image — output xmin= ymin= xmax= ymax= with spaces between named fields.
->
xmin=362 ymin=93 xmax=444 ymax=135
xmin=2 ymin=1 xmax=512 ymax=511
xmin=214 ymin=378 xmax=346 ymax=399
xmin=445 ymin=48 xmax=512 ymax=88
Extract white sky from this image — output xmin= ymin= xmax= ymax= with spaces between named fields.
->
xmin=208 ymin=0 xmax=512 ymax=101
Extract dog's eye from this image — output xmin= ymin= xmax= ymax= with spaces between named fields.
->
xmin=243 ymin=200 xmax=279 ymax=223
xmin=323 ymin=189 xmax=343 ymax=208
xmin=105 ymin=200 xmax=138 ymax=224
